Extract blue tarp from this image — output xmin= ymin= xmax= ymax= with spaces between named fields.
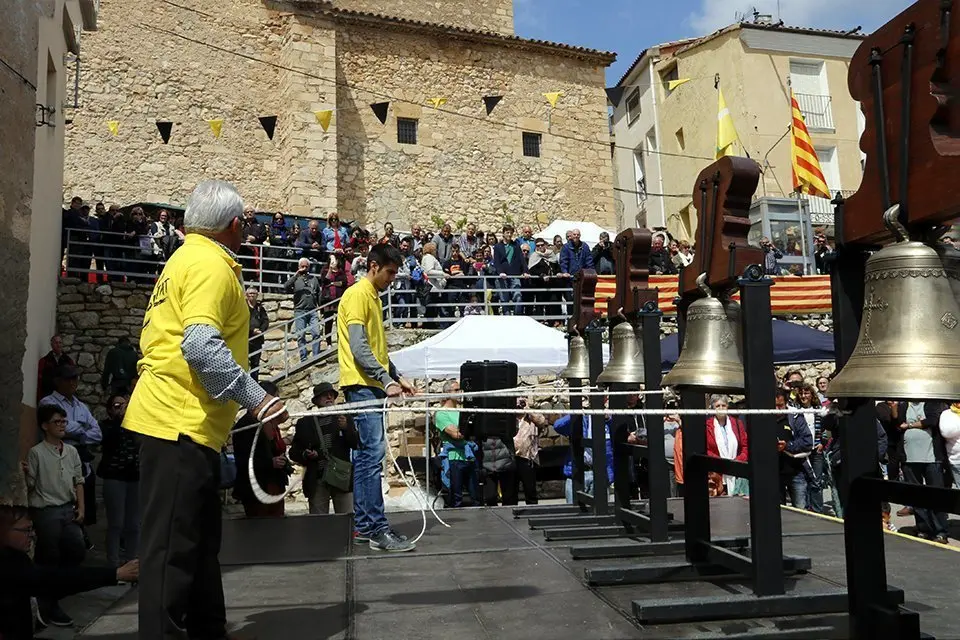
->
xmin=661 ymin=319 xmax=834 ymax=370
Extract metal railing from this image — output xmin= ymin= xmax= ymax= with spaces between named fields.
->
xmin=793 ymin=93 xmax=834 ymax=131
xmin=63 ymin=229 xmax=579 ymax=381
xmin=801 ymin=190 xmax=857 ymax=227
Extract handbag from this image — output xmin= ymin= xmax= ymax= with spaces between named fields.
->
xmin=314 ymin=418 xmax=352 ymax=493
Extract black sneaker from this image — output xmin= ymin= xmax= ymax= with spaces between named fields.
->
xmin=354 ymin=531 xmax=371 ymax=544
xmin=369 ymin=530 xmax=416 ymax=552
xmin=37 ymin=603 xmax=73 ymax=627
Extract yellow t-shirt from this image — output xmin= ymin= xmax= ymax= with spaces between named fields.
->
xmin=337 ymin=277 xmax=388 ymax=389
xmin=124 ymin=234 xmax=250 ymax=451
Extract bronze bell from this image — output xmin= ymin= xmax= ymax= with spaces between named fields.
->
xmin=560 ymin=334 xmax=590 ymax=380
xmin=662 ymin=293 xmax=744 ymax=392
xmin=829 ymin=238 xmax=960 ymax=400
xmin=597 ymin=322 xmax=645 ymax=385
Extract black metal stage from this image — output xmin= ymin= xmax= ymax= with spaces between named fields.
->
xmin=79 ymin=499 xmax=959 ymax=639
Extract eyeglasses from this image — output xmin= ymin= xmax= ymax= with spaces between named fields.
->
xmin=112 ymin=402 xmax=125 ymax=408
xmin=47 ymin=419 xmax=67 ymax=426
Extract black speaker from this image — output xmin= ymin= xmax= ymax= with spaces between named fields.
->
xmin=459 ymin=360 xmax=519 ymax=441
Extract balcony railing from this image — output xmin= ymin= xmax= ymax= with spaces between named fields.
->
xmin=801 ymin=190 xmax=857 ymax=226
xmin=794 ymin=93 xmax=834 ymax=131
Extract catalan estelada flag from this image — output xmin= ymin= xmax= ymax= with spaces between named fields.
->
xmin=790 ymin=91 xmax=830 ymax=198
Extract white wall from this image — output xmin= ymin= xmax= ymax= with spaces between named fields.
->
xmin=611 ymin=55 xmax=665 ymax=230
xmin=20 ymin=0 xmax=83 ymax=407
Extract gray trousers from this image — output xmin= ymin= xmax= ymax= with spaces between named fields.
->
xmin=32 ymin=503 xmax=86 ymax=609
xmin=308 ymin=483 xmax=354 ymax=515
xmin=102 ymin=478 xmax=140 ymax=566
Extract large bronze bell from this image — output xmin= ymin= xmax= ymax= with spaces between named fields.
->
xmin=829 ymin=238 xmax=960 ymax=400
xmin=597 ymin=322 xmax=645 ymax=385
xmin=560 ymin=334 xmax=590 ymax=380
xmin=662 ymin=293 xmax=744 ymax=392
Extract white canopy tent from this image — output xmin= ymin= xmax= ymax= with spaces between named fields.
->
xmin=389 ymin=315 xmax=609 ymax=378
xmin=534 ymin=220 xmax=617 ymax=248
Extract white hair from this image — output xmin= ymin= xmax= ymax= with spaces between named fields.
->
xmin=709 ymin=394 xmax=730 ymax=408
xmin=183 ymin=180 xmax=244 ymax=233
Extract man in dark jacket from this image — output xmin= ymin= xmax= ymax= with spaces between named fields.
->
xmin=246 ymin=288 xmax=270 ymax=380
xmin=231 ymin=382 xmax=293 ymax=518
xmin=289 ymin=382 xmax=359 ymax=514
xmin=100 ymin=337 xmax=139 ymax=394
xmin=559 ymin=228 xmax=594 ymax=277
xmin=591 ymin=231 xmax=615 ymax=275
xmin=285 ymin=258 xmax=323 ymax=362
xmin=492 ymin=224 xmax=528 ymax=316
xmin=37 ymin=335 xmax=74 ymax=404
xmin=1 ymin=505 xmax=138 ymax=638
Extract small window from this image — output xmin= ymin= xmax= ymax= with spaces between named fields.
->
xmin=626 ymin=88 xmax=641 ymax=126
xmin=397 ymin=118 xmax=418 ymax=145
xmin=522 ymin=132 xmax=542 ymax=158
xmin=675 ymin=127 xmax=685 ymax=151
xmin=661 ymin=65 xmax=679 ymax=95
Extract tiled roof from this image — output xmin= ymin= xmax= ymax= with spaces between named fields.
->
xmin=616 ymin=37 xmax=698 ymax=87
xmin=740 ymin=21 xmax=866 ymax=39
xmin=284 ymin=0 xmax=617 ymax=64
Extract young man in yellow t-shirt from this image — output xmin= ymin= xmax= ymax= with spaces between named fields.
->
xmin=337 ymin=243 xmax=416 ymax=552
xmin=124 ymin=180 xmax=288 ymax=639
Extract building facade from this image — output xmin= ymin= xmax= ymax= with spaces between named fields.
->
xmin=1 ymin=0 xmax=98 ymax=504
xmin=611 ymin=22 xmax=865 ymax=242
xmin=63 ymin=0 xmax=617 ymax=232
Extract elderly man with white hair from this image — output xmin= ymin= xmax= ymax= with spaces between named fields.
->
xmin=284 ymin=256 xmax=323 ymax=361
xmin=124 ymin=179 xmax=288 ymax=640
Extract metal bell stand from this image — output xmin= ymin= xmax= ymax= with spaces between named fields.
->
xmin=526 ymin=323 xmax=620 ymax=538
xmin=830 ymin=207 xmax=958 ymax=639
xmin=568 ymin=300 xmax=699 ymax=558
xmin=587 ymin=266 xmax=856 ymax=624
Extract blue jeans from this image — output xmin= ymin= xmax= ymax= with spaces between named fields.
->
xmin=346 ymin=386 xmax=389 ymax=536
xmin=564 ymin=470 xmax=594 ymax=504
xmin=449 ymin=459 xmax=479 ymax=507
xmin=294 ymin=310 xmax=321 ymax=361
xmin=102 ymin=478 xmax=140 ymax=566
xmin=790 ymin=471 xmax=809 ymax=509
xmin=498 ymin=277 xmax=522 ymax=315
xmin=807 ymin=452 xmax=825 ymax=513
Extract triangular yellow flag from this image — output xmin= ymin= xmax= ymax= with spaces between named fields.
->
xmin=428 ymin=97 xmax=447 ymax=109
xmin=208 ymin=119 xmax=224 ymax=138
xmin=107 ymin=121 xmax=120 ymax=136
xmin=544 ymin=92 xmax=563 ymax=107
xmin=315 ymin=110 xmax=333 ymax=132
xmin=716 ymin=89 xmax=739 ymax=159
xmin=667 ymin=78 xmax=691 ymax=91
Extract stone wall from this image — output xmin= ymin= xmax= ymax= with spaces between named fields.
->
xmin=63 ymin=0 xmax=287 ymax=209
xmin=333 ymin=0 xmax=515 ymax=35
xmin=63 ymin=0 xmax=615 ymax=233
xmin=334 ymin=22 xmax=616 ymax=232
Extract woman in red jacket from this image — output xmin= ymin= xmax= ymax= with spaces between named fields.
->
xmin=705 ymin=394 xmax=749 ymax=496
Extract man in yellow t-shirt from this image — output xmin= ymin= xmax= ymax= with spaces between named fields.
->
xmin=124 ymin=180 xmax=288 ymax=639
xmin=337 ymin=243 xmax=416 ymax=552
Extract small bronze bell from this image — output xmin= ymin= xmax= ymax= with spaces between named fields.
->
xmin=829 ymin=238 xmax=960 ymax=400
xmin=560 ymin=334 xmax=590 ymax=380
xmin=597 ymin=322 xmax=645 ymax=385
xmin=662 ymin=294 xmax=744 ymax=392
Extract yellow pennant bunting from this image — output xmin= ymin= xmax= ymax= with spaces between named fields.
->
xmin=428 ymin=97 xmax=447 ymax=109
xmin=544 ymin=92 xmax=563 ymax=107
xmin=208 ymin=119 xmax=224 ymax=138
xmin=315 ymin=110 xmax=333 ymax=132
xmin=667 ymin=78 xmax=691 ymax=91
xmin=107 ymin=121 xmax=120 ymax=136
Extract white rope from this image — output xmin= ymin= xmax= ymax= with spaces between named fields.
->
xmin=280 ymin=405 xmax=830 ymax=419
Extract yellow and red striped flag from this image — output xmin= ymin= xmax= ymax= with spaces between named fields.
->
xmin=790 ymin=91 xmax=830 ymax=198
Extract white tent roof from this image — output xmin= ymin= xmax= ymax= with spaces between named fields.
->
xmin=534 ymin=220 xmax=616 ymax=248
xmin=390 ymin=315 xmax=608 ymax=378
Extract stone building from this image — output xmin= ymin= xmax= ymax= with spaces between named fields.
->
xmin=2 ymin=0 xmax=98 ymax=504
xmin=64 ymin=0 xmax=617 ymax=232
xmin=611 ymin=20 xmax=865 ymax=241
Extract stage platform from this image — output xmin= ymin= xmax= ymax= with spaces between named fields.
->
xmin=78 ymin=498 xmax=959 ymax=639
